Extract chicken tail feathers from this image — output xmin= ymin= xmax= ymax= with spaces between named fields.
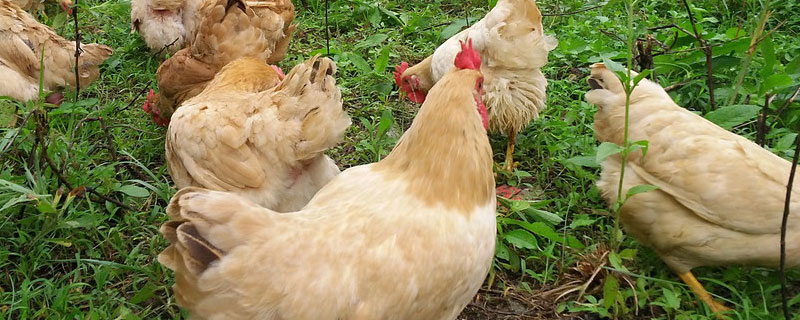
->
xmin=158 ymin=187 xmax=272 ymax=274
xmin=275 ymin=56 xmax=351 ymax=161
xmin=160 ymin=220 xmax=225 ymax=275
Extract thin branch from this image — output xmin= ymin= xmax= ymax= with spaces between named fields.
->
xmin=756 ymin=94 xmax=772 ymax=147
xmin=770 ymin=86 xmax=800 ymax=127
xmin=35 ymin=111 xmax=133 ymax=212
xmin=98 ymin=117 xmax=117 ymax=162
xmin=664 ymin=79 xmax=692 ymax=92
xmin=542 ymin=3 xmax=606 ymax=16
xmin=780 ymin=134 xmax=800 ymax=320
xmin=324 ymin=0 xmax=330 ymax=56
xmin=153 ymin=37 xmax=180 ymax=57
xmin=73 ymin=0 xmax=82 ymax=101
xmin=681 ymin=0 xmax=716 ymax=110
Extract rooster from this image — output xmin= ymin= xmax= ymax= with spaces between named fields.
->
xmin=394 ymin=0 xmax=557 ymax=173
xmin=142 ymin=0 xmax=283 ymax=126
xmin=165 ymin=55 xmax=350 ymax=212
xmin=589 ymin=63 xmax=800 ymax=316
xmin=158 ymin=40 xmax=495 ymax=319
xmin=0 ymin=0 xmax=112 ymax=104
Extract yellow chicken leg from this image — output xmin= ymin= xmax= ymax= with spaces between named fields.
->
xmin=677 ymin=271 xmax=731 ymax=318
xmin=502 ymin=130 xmax=517 ymax=172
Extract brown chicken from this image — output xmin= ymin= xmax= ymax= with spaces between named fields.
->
xmin=165 ymin=55 xmax=350 ymax=212
xmin=394 ymin=0 xmax=557 ymax=172
xmin=10 ymin=0 xmax=71 ymax=14
xmin=131 ymin=0 xmax=294 ymax=56
xmin=158 ymin=40 xmax=495 ymax=319
xmin=142 ymin=0 xmax=293 ymax=126
xmin=589 ymin=63 xmax=800 ymax=316
xmin=0 ymin=0 xmax=112 ymax=103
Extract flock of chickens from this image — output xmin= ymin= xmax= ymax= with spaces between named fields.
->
xmin=1 ymin=0 xmax=798 ymax=317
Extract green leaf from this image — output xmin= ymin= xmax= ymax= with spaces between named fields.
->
xmin=117 ymin=185 xmax=149 ymax=198
xmin=525 ymin=208 xmax=564 ymax=225
xmin=51 ymin=12 xmax=68 ymax=29
xmin=775 ymin=133 xmax=798 ymax=151
xmin=625 ymin=184 xmax=658 ymax=200
xmin=343 ymin=52 xmax=370 ymax=73
xmin=495 ymin=239 xmax=510 ymax=260
xmin=440 ymin=20 xmax=468 ymax=41
xmin=762 ymin=73 xmax=793 ymax=93
xmin=602 ymin=57 xmax=629 ymax=84
xmin=129 ymin=282 xmax=157 ymax=304
xmin=373 ymin=46 xmax=390 ymax=74
xmin=596 ymin=142 xmax=624 ymax=163
xmin=661 ymin=288 xmax=681 ymax=309
xmin=603 ymin=274 xmax=619 ymax=309
xmin=355 ymin=34 xmax=388 ymax=49
xmin=504 ymin=229 xmax=538 ymax=249
xmin=619 ymin=248 xmax=638 ymax=259
xmin=632 ymin=69 xmax=651 ymax=86
xmin=703 ymin=104 xmax=760 ymax=129
xmin=628 ymin=140 xmax=649 ymax=157
xmin=565 ymin=155 xmax=599 ymax=168
xmin=607 ymin=251 xmax=627 ymax=272
xmin=376 ymin=109 xmax=394 ymax=139
xmin=500 ymin=218 xmax=584 ymax=249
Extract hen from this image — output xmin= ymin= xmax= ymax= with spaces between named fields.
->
xmin=10 ymin=0 xmax=71 ymax=13
xmin=589 ymin=63 xmax=800 ymax=315
xmin=165 ymin=55 xmax=349 ymax=212
xmin=394 ymin=0 xmax=557 ymax=172
xmin=131 ymin=0 xmax=294 ymax=56
xmin=0 ymin=0 xmax=112 ymax=103
xmin=158 ymin=40 xmax=495 ymax=319
xmin=142 ymin=0 xmax=291 ymax=126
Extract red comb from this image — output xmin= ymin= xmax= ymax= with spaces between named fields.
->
xmin=147 ymin=89 xmax=155 ymax=101
xmin=393 ymin=62 xmax=409 ymax=88
xmin=454 ymin=39 xmax=481 ymax=71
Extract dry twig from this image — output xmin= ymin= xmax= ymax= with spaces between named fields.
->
xmin=681 ymin=0 xmax=716 ymax=109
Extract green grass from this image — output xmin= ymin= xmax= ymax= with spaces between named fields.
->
xmin=1 ymin=0 xmax=799 ymax=319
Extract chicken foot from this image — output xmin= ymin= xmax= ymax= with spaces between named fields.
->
xmin=677 ymin=271 xmax=731 ymax=318
xmin=501 ymin=129 xmax=518 ymax=172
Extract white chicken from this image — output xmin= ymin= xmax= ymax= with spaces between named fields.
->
xmin=394 ymin=0 xmax=557 ymax=172
xmin=589 ymin=62 xmax=800 ymax=315
xmin=158 ymin=40 xmax=496 ymax=319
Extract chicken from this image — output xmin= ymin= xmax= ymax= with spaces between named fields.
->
xmin=157 ymin=40 xmax=495 ymax=319
xmin=142 ymin=0 xmax=292 ymax=126
xmin=10 ymin=0 xmax=71 ymax=14
xmin=0 ymin=0 xmax=112 ymax=104
xmin=393 ymin=0 xmax=557 ymax=172
xmin=165 ymin=55 xmax=349 ymax=212
xmin=130 ymin=0 xmax=202 ymax=54
xmin=588 ymin=62 xmax=800 ymax=316
xmin=131 ymin=0 xmax=294 ymax=56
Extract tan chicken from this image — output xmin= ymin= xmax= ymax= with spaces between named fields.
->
xmin=141 ymin=0 xmax=293 ymax=126
xmin=158 ymin=40 xmax=495 ymax=319
xmin=0 ymin=0 xmax=112 ymax=104
xmin=165 ymin=55 xmax=350 ymax=212
xmin=393 ymin=0 xmax=557 ymax=172
xmin=10 ymin=0 xmax=71 ymax=14
xmin=589 ymin=63 xmax=800 ymax=316
xmin=131 ymin=0 xmax=294 ymax=56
